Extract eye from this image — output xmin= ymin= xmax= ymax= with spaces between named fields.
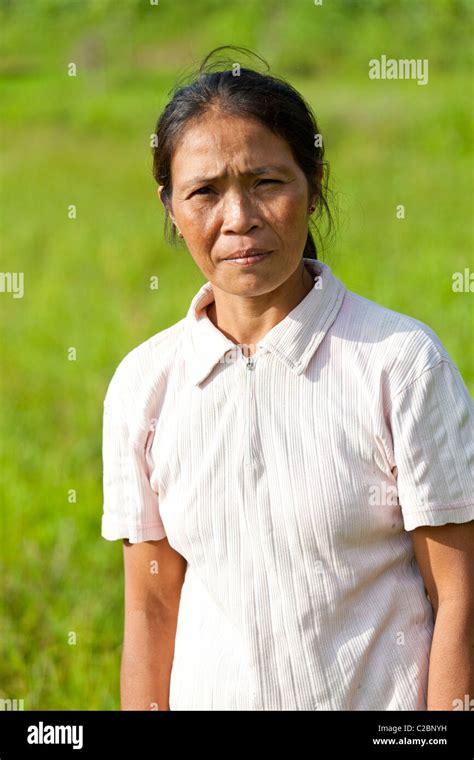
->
xmin=191 ymin=186 xmax=212 ymax=196
xmin=257 ymin=179 xmax=281 ymax=186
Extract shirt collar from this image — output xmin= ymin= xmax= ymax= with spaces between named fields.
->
xmin=182 ymin=257 xmax=346 ymax=386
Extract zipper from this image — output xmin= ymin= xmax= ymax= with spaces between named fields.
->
xmin=242 ymin=348 xmax=261 ymax=466
xmin=246 ymin=355 xmax=256 ymax=370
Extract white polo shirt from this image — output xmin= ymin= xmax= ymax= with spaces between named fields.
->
xmin=102 ymin=257 xmax=474 ymax=711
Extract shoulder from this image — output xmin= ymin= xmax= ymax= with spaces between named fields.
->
xmin=104 ymin=317 xmax=187 ymax=411
xmin=338 ymin=288 xmax=456 ymax=395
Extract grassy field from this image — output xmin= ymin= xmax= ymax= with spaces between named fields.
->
xmin=0 ymin=0 xmax=472 ymax=709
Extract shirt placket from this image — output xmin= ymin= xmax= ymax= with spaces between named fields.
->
xmin=242 ymin=349 xmax=262 ymax=468
xmin=239 ymin=346 xmax=268 ymax=708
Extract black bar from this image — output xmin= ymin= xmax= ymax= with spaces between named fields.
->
xmin=0 ymin=710 xmax=472 ymax=757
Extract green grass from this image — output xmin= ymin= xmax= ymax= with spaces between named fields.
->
xmin=0 ymin=0 xmax=472 ymax=709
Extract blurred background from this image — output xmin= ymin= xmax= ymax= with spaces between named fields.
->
xmin=0 ymin=0 xmax=472 ymax=709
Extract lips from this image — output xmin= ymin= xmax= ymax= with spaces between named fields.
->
xmin=224 ymin=248 xmax=271 ymax=261
xmin=222 ymin=249 xmax=273 ymax=267
xmin=223 ymin=250 xmax=273 ymax=267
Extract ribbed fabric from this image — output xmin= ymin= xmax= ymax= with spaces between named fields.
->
xmin=102 ymin=257 xmax=474 ymax=710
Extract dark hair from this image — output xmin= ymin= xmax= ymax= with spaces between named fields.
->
xmin=152 ymin=45 xmax=333 ymax=260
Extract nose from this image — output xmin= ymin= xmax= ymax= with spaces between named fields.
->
xmin=220 ymin=192 xmax=262 ymax=235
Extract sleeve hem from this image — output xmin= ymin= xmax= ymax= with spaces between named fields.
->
xmin=403 ymin=502 xmax=474 ymax=531
xmin=402 ymin=497 xmax=474 ymax=514
xmin=101 ymin=515 xmax=167 ymax=543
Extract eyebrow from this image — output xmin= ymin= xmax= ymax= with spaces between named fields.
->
xmin=181 ymin=165 xmax=291 ymax=191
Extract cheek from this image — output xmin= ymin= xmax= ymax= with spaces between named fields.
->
xmin=269 ymin=193 xmax=308 ymax=238
xmin=181 ymin=214 xmax=217 ymax=271
xmin=182 ymin=205 xmax=218 ymax=240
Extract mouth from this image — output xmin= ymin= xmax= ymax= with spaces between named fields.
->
xmin=223 ymin=250 xmax=273 ymax=267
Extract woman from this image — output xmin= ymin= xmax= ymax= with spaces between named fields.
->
xmin=101 ymin=46 xmax=474 ymax=711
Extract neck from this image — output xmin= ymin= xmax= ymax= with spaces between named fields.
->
xmin=206 ymin=260 xmax=315 ymax=355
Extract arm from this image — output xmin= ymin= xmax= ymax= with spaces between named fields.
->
xmin=121 ymin=537 xmax=187 ymax=710
xmin=411 ymin=520 xmax=474 ymax=710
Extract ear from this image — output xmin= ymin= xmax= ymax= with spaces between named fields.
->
xmin=157 ymin=186 xmax=176 ymax=224
xmin=308 ymin=172 xmax=321 ymax=211
xmin=313 ymin=165 xmax=323 ymax=195
xmin=157 ymin=185 xmax=167 ymax=208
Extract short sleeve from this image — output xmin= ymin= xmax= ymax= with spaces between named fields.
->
xmin=390 ymin=359 xmax=474 ymax=531
xmin=101 ymin=382 xmax=167 ymax=543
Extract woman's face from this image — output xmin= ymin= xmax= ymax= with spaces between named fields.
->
xmin=158 ymin=110 xmax=316 ymax=298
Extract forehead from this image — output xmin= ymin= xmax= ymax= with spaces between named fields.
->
xmin=170 ymin=111 xmax=296 ymax=177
